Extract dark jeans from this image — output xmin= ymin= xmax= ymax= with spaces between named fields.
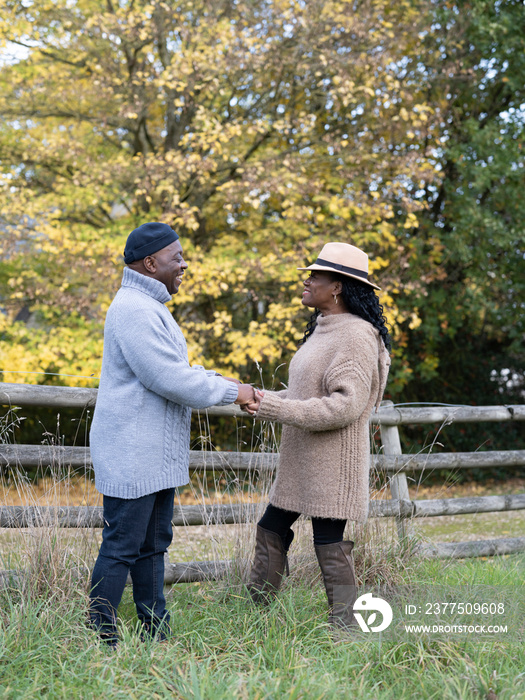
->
xmin=89 ymin=488 xmax=175 ymax=644
xmin=258 ymin=503 xmax=347 ymax=546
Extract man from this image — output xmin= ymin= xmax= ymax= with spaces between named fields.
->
xmin=89 ymin=222 xmax=254 ymax=646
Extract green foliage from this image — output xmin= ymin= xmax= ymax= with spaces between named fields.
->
xmin=392 ymin=0 xmax=525 ymax=407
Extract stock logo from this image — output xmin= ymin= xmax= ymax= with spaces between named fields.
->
xmin=353 ymin=593 xmax=393 ymax=632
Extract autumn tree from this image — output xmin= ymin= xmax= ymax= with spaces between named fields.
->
xmin=0 ymin=0 xmax=435 ymax=387
xmin=0 ymin=0 xmax=523 ymax=453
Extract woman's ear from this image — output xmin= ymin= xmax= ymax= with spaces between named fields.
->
xmin=333 ymin=279 xmax=343 ymax=296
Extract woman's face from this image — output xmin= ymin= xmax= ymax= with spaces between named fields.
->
xmin=301 ymin=270 xmax=341 ymax=310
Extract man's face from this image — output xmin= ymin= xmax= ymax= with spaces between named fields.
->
xmin=146 ymin=240 xmax=188 ymax=295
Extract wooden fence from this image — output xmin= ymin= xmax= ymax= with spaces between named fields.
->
xmin=1 ymin=382 xmax=524 ymax=584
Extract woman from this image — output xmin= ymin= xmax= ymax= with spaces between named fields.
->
xmin=244 ymin=242 xmax=391 ymax=629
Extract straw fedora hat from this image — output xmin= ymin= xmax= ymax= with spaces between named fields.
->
xmin=297 ymin=242 xmax=381 ymax=290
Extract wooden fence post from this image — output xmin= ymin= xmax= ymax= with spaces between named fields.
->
xmin=379 ymin=400 xmax=414 ymax=541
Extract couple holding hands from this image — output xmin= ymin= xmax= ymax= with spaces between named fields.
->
xmin=89 ymin=222 xmax=391 ymax=646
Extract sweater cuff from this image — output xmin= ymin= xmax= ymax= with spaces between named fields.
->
xmin=218 ymin=379 xmax=239 ymax=406
xmin=256 ymin=391 xmax=284 ymax=421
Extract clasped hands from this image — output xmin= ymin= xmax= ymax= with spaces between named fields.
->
xmin=224 ymin=377 xmax=264 ymax=416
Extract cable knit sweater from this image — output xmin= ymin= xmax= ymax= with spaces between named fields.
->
xmin=90 ymin=267 xmax=238 ymax=499
xmin=256 ymin=313 xmax=390 ymax=522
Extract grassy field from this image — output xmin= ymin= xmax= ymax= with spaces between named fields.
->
xmin=0 ymin=553 xmax=523 ymax=699
xmin=1 ymin=474 xmax=524 ymax=699
xmin=1 ymin=410 xmax=524 ymax=699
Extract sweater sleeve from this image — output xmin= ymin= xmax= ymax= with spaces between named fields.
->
xmin=256 ymin=339 xmax=376 ymax=432
xmin=114 ymin=303 xmax=238 ymax=409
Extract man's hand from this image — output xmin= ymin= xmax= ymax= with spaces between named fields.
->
xmin=234 ymin=383 xmax=256 ymax=408
xmin=240 ymin=389 xmax=264 ymax=415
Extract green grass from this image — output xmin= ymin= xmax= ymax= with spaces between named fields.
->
xmin=412 ymin=511 xmax=525 ymax=542
xmin=1 ymin=410 xmax=524 ymax=698
xmin=0 ymin=554 xmax=523 ymax=699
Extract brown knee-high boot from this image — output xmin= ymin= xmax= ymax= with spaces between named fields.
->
xmin=315 ymin=540 xmax=357 ymax=628
xmin=248 ymin=525 xmax=294 ymax=604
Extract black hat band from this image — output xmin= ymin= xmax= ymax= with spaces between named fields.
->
xmin=315 ymin=257 xmax=368 ymax=280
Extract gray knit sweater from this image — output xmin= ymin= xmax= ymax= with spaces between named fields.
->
xmin=256 ymin=313 xmax=390 ymax=522
xmin=90 ymin=267 xmax=238 ymax=499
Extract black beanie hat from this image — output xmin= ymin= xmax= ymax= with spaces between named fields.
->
xmin=124 ymin=222 xmax=179 ymax=263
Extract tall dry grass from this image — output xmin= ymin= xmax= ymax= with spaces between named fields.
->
xmin=0 ymin=409 xmax=99 ymax=613
xmin=0 ymin=399 xmax=415 ymax=623
xmin=176 ymin=409 xmax=412 ymax=597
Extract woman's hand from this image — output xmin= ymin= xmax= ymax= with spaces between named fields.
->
xmin=240 ymin=389 xmax=264 ymax=415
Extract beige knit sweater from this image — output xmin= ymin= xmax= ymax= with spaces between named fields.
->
xmin=256 ymin=313 xmax=390 ymax=522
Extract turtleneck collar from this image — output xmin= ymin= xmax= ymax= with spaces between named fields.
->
xmin=315 ymin=313 xmax=359 ymax=330
xmin=121 ymin=267 xmax=172 ymax=304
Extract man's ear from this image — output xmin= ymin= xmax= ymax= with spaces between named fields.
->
xmin=143 ymin=255 xmax=156 ymax=273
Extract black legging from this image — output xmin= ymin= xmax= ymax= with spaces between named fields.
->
xmin=258 ymin=503 xmax=346 ymax=546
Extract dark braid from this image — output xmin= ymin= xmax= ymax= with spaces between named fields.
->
xmin=300 ymin=274 xmax=391 ymax=351
xmin=300 ymin=309 xmax=321 ymax=345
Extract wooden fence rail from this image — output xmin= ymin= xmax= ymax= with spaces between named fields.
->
xmin=2 ymin=381 xmax=525 ymax=423
xmin=1 ymin=382 xmax=525 ymax=581
xmin=1 ymin=493 xmax=524 ymax=529
xmin=2 ymin=444 xmax=525 ymax=473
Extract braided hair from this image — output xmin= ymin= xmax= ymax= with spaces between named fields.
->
xmin=301 ymin=309 xmax=321 ymax=345
xmin=300 ymin=273 xmax=391 ymax=351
